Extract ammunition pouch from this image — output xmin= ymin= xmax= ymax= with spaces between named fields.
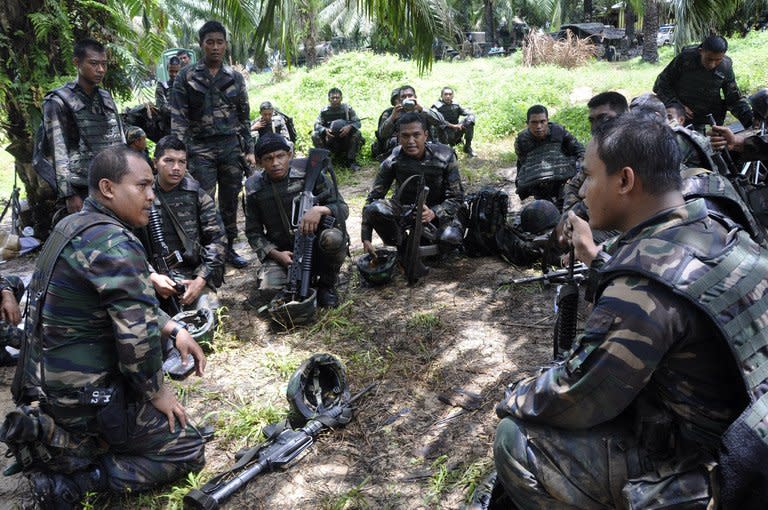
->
xmin=92 ymin=384 xmax=130 ymax=447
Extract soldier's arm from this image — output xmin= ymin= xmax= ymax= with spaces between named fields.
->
xmin=43 ymin=96 xmax=76 ymax=199
xmin=496 ymin=276 xmax=684 ymax=428
xmin=433 ymin=153 xmax=464 ymax=220
xmin=563 ymin=130 xmax=586 ymax=159
xmin=361 ymin=161 xmax=395 ymax=242
xmin=379 ymin=110 xmax=397 ymax=139
xmin=459 ymin=104 xmax=476 ymax=125
xmin=195 ymin=190 xmax=227 ymax=282
xmin=313 ymin=110 xmax=327 ymax=136
xmin=722 ymin=66 xmax=754 ymax=129
xmin=236 ymin=74 xmax=255 ymax=154
xmin=155 ymin=82 xmax=168 ymax=114
xmin=244 ymin=189 xmax=279 ymax=262
xmin=170 ymin=71 xmax=189 ymax=141
xmin=425 ymin=108 xmax=447 ymax=129
xmin=653 ymin=55 xmax=682 ymax=104
xmin=562 ymin=168 xmax=586 ymax=212
xmin=277 ymin=116 xmax=291 ymax=139
xmin=514 ymin=136 xmax=526 ymax=179
xmin=348 ymin=106 xmax=362 ymax=130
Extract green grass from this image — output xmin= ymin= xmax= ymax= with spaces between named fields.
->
xmin=211 ymin=397 xmax=287 ymax=447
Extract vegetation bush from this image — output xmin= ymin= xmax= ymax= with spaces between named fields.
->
xmin=522 ymin=30 xmax=597 ymax=69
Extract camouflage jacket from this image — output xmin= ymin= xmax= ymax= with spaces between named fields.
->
xmin=170 ymin=62 xmax=254 ymax=153
xmin=313 ymin=103 xmax=361 ymax=136
xmin=378 ymin=107 xmax=446 ymax=141
xmin=153 ymin=175 xmax=226 ymax=283
xmin=498 ymin=199 xmax=748 ymax=449
xmin=244 ymin=160 xmax=349 ymax=262
xmin=155 ymin=79 xmax=173 ymax=116
xmin=514 ymin=123 xmax=584 ymax=173
xmin=36 ymin=198 xmax=166 ymax=427
xmin=653 ymin=46 xmax=753 ymax=128
xmin=43 ymin=82 xmax=125 ymax=198
xmin=431 ymin=101 xmax=475 ymax=126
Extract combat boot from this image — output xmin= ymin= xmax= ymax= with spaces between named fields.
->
xmin=29 ymin=466 xmax=106 ymax=510
xmin=226 ymin=240 xmax=249 ymax=268
xmin=317 ymin=286 xmax=339 ymax=308
xmin=463 ymin=144 xmax=476 ymax=158
xmin=465 ymin=471 xmax=514 ymax=510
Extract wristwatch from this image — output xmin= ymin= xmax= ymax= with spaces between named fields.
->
xmin=169 ymin=323 xmax=187 ymax=348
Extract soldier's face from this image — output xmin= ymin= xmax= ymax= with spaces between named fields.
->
xmin=261 ymin=109 xmax=274 ymax=122
xmin=261 ymin=150 xmax=291 ymax=181
xmin=527 ymin=113 xmax=549 ymax=140
xmin=398 ymin=122 xmax=428 ymax=158
xmin=179 ymin=53 xmax=191 ymax=66
xmin=699 ymin=49 xmax=725 ymax=70
xmin=580 ymin=140 xmax=623 ymax=231
xmin=588 ymin=104 xmax=619 ymax=132
xmin=168 ymin=64 xmax=181 ymax=81
xmin=441 ymin=90 xmax=454 ymax=104
xmin=329 ymin=93 xmax=342 ymax=107
xmin=201 ymin=32 xmax=227 ymax=65
xmin=666 ymin=107 xmax=685 ymax=127
xmin=75 ymin=49 xmax=108 ymax=87
xmin=400 ymin=88 xmax=417 ymax=102
xmin=103 ymin=155 xmax=155 ymax=227
xmin=156 ymin=149 xmax=188 ymax=191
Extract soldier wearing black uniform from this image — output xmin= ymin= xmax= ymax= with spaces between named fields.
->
xmin=311 ymin=88 xmax=364 ymax=171
xmin=431 ymin=87 xmax=476 ymax=157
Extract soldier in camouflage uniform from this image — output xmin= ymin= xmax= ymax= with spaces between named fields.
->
xmin=378 ymin=85 xmax=447 ymax=155
xmin=371 ymin=88 xmax=401 ymax=161
xmin=145 ymin=136 xmax=225 ymax=314
xmin=311 ymin=88 xmax=364 ymax=171
xmin=43 ymin=39 xmax=125 ymax=216
xmin=0 ymin=275 xmax=25 ymax=366
xmin=361 ymin=112 xmax=464 ymax=257
xmin=251 ymin=101 xmax=293 ymax=152
xmin=653 ymin=35 xmax=753 ymax=132
xmin=430 ymin=87 xmax=476 ymax=157
xmin=493 ymin=112 xmax=768 ymax=509
xmin=5 ymin=147 xmax=206 ymax=509
xmin=154 ymin=56 xmax=181 ymax=137
xmin=171 ymin=20 xmax=254 ymax=269
xmin=245 ymin=134 xmax=349 ymax=308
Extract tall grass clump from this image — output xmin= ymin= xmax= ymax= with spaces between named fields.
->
xmin=523 ymin=30 xmax=597 ymax=69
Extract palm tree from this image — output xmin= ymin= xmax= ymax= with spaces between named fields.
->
xmin=641 ymin=0 xmax=660 ymax=62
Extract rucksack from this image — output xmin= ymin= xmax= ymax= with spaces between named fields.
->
xmin=463 ymin=187 xmax=509 ymax=256
xmin=276 ymin=109 xmax=297 ymax=143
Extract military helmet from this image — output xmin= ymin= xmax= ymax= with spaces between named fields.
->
xmin=286 ymin=353 xmax=350 ymax=427
xmin=520 ymin=199 xmax=559 ymax=234
xmin=329 ymin=119 xmax=350 ymax=136
xmin=172 ymin=307 xmax=216 ymax=347
xmin=267 ymin=288 xmax=317 ymax=329
xmin=749 ymin=88 xmax=768 ymax=121
xmin=356 ymin=249 xmax=398 ymax=286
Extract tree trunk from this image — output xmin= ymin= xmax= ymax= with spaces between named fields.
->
xmin=625 ymin=4 xmax=636 ymax=39
xmin=641 ymin=0 xmax=659 ymax=63
xmin=483 ymin=0 xmax=494 ymax=42
xmin=584 ymin=0 xmax=593 ymax=22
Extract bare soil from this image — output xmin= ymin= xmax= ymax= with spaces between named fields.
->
xmin=0 ymin=156 xmax=557 ymax=509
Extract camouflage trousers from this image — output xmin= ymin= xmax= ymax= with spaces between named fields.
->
xmin=493 ymin=416 xmax=713 ymax=509
xmin=362 ymin=199 xmax=464 ymax=251
xmin=311 ymin=129 xmax=364 ymax=162
xmin=188 ymin=135 xmax=244 ymax=242
xmin=437 ymin=121 xmax=474 ymax=148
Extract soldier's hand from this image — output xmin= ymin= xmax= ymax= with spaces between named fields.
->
xmin=270 ymin=249 xmax=294 ymax=267
xmin=151 ymin=383 xmax=188 ymax=433
xmin=566 ymin=211 xmax=599 ymax=265
xmin=421 ymin=205 xmax=436 ymax=224
xmin=150 ymin=273 xmax=181 ymax=299
xmin=0 ymin=290 xmax=20 ymax=325
xmin=174 ymin=325 xmax=206 ymax=377
xmin=339 ymin=125 xmax=352 ymax=137
xmin=300 ymin=205 xmax=330 ymax=234
xmin=709 ymin=125 xmax=737 ymax=152
xmin=65 ymin=195 xmax=83 ymax=214
xmin=325 ymin=127 xmax=335 ymax=139
xmin=362 ymin=240 xmax=376 ymax=258
xmin=251 ymin=118 xmax=266 ymax=131
xmin=180 ymin=276 xmax=206 ymax=306
xmin=245 ymin=153 xmax=257 ymax=167
xmin=392 ymin=105 xmax=403 ymax=119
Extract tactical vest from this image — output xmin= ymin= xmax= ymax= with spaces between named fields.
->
xmin=434 ymin=102 xmax=461 ymax=125
xmin=12 ymin=211 xmax=124 ymax=405
xmin=597 ymin=208 xmax=768 ymax=506
xmin=319 ymin=105 xmax=351 ymax=126
xmin=47 ymin=85 xmax=124 ymax=188
xmin=155 ymin=176 xmax=204 ymax=268
xmin=389 ymin=143 xmax=455 ymax=208
xmin=516 ymin=127 xmax=577 ymax=197
xmin=674 ymin=125 xmax=716 ymax=170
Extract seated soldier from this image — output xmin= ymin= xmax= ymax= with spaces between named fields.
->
xmin=362 ymin=112 xmax=465 ymax=257
xmin=371 ymin=87 xmax=401 ymax=161
xmin=0 ymin=274 xmax=25 ymax=366
xmin=378 ymin=86 xmax=446 ymax=153
xmin=5 ymin=146 xmax=206 ymax=509
xmin=125 ymin=126 xmax=154 ymax=172
xmin=311 ymin=87 xmax=364 ymax=171
xmin=251 ymin=101 xmax=294 ymax=152
xmin=145 ymin=136 xmax=226 ymax=316
xmin=245 ymin=134 xmax=348 ymax=308
xmin=494 ymin=112 xmax=768 ymax=509
xmin=515 ymin=104 xmax=585 ymax=206
xmin=496 ymin=200 xmax=560 ymax=267
xmin=431 ymin=87 xmax=476 ymax=157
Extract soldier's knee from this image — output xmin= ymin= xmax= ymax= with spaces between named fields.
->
xmin=362 ymin=201 xmax=394 ymax=223
xmin=311 ymin=133 xmax=325 ymax=147
xmin=318 ymin=227 xmax=346 ymax=256
xmin=439 ymin=223 xmax=464 ymax=249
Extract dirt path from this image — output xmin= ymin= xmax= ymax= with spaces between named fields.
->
xmin=0 ymin=158 xmax=557 ymax=509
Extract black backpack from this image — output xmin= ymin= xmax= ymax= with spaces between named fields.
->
xmin=463 ymin=187 xmax=509 ymax=256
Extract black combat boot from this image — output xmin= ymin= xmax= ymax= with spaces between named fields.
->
xmin=463 ymin=144 xmax=476 ymax=157
xmin=316 ymin=286 xmax=339 ymax=308
xmin=29 ymin=466 xmax=106 ymax=510
xmin=226 ymin=239 xmax=249 ymax=268
xmin=465 ymin=471 xmax=514 ymax=510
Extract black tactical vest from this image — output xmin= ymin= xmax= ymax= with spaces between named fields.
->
xmin=516 ymin=125 xmax=577 ymax=196
xmin=319 ymin=105 xmax=351 ymax=126
xmin=388 ymin=143 xmax=455 ymax=208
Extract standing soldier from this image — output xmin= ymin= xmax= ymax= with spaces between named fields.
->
xmin=171 ymin=20 xmax=254 ymax=268
xmin=311 ymin=88 xmax=364 ymax=171
xmin=431 ymin=87 xmax=476 ymax=157
xmin=42 ymin=39 xmax=125 ymax=216
xmin=155 ymin=56 xmax=181 ymax=137
xmin=653 ymin=35 xmax=753 ymax=132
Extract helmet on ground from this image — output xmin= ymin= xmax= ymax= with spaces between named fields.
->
xmin=171 ymin=307 xmax=215 ymax=347
xmin=329 ymin=119 xmax=350 ymax=136
xmin=356 ymin=248 xmax=398 ymax=286
xmin=267 ymin=288 xmax=317 ymax=329
xmin=286 ymin=353 xmax=350 ymax=427
xmin=520 ymin=200 xmax=559 ymax=234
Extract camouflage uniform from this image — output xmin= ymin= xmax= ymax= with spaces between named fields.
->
xmin=361 ymin=143 xmax=465 ymax=251
xmin=0 ymin=275 xmax=25 ymax=364
xmin=171 ymin=62 xmax=254 ymax=244
xmin=494 ymin=199 xmax=767 ymax=509
xmin=12 ymin=197 xmax=204 ymax=494
xmin=149 ymin=174 xmax=226 ymax=311
xmin=378 ymin=108 xmax=446 ymax=148
xmin=514 ymin=123 xmax=584 ymax=203
xmin=653 ymin=46 xmax=753 ymax=130
xmin=43 ymin=82 xmax=125 ymax=202
xmin=311 ymin=104 xmax=364 ymax=163
xmin=154 ymin=77 xmax=174 ymax=137
xmin=244 ymin=158 xmax=349 ymax=299
xmin=430 ymin=100 xmax=475 ymax=150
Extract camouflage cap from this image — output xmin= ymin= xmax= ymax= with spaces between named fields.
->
xmin=125 ymin=126 xmax=146 ymax=145
xmin=520 ymin=199 xmax=560 ymax=234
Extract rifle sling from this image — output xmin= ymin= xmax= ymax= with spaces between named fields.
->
xmin=156 ymin=192 xmax=203 ymax=258
xmin=270 ymin=181 xmax=294 ymax=238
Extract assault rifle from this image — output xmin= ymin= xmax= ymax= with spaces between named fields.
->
xmin=147 ymin=206 xmax=194 ymax=380
xmin=184 ymin=382 xmax=376 ymax=510
xmin=395 ymin=174 xmax=439 ymax=285
xmin=280 ymin=148 xmax=335 ymax=303
xmin=507 ymin=262 xmax=588 ymax=285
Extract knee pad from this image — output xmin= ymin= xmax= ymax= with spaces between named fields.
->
xmin=439 ymin=224 xmax=464 ymax=247
xmin=318 ymin=227 xmax=346 ymax=254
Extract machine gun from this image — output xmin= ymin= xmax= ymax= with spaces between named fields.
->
xmin=184 ymin=382 xmax=376 ymax=510
xmin=147 ymin=206 xmax=194 ymax=380
xmin=395 ymin=174 xmax=439 ymax=285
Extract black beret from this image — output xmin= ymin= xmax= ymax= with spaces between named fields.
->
xmin=254 ymin=133 xmax=291 ymax=158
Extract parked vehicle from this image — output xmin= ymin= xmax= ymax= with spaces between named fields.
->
xmin=657 ymin=24 xmax=675 ymax=46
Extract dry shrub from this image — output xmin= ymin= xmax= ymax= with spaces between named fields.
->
xmin=523 ymin=30 xmax=597 ymax=69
